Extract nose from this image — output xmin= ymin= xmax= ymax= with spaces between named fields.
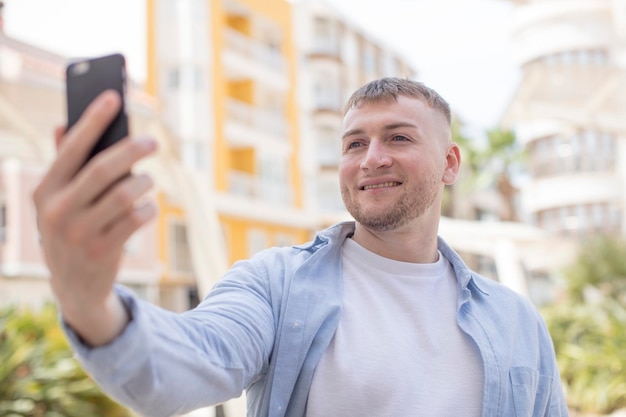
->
xmin=360 ymin=141 xmax=392 ymax=171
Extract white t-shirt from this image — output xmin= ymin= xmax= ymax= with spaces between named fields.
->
xmin=305 ymin=238 xmax=484 ymax=417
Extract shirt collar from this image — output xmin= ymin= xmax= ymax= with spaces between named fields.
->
xmin=298 ymin=221 xmax=489 ymax=296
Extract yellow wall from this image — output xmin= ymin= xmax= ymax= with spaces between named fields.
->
xmin=211 ymin=0 xmax=229 ymax=193
xmin=145 ymin=0 xmax=157 ymax=97
xmin=234 ymin=0 xmax=291 ymax=25
xmin=147 ymin=0 xmax=312 ymax=278
xmin=283 ymin=7 xmax=303 ymax=209
xmin=214 ymin=0 xmax=308 ymax=261
xmin=228 ymin=80 xmax=254 ymax=103
xmin=220 ymin=215 xmax=310 ymax=264
xmin=230 ymin=147 xmax=256 ymax=174
xmin=226 ymin=14 xmax=251 ymax=35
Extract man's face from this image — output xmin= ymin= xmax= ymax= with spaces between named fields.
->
xmin=339 ymin=95 xmax=456 ymax=233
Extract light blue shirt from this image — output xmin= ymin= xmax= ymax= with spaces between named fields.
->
xmin=64 ymin=221 xmax=569 ymax=417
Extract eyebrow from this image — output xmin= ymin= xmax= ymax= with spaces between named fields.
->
xmin=341 ymin=122 xmax=419 ymax=140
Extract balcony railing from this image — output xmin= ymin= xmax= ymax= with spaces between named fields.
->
xmin=228 ymin=170 xmax=260 ymax=199
xmin=228 ymin=170 xmax=291 ymax=204
xmin=226 ymin=99 xmax=288 ymax=140
xmin=313 ymin=92 xmax=343 ymax=113
xmin=224 ymin=28 xmax=286 ymax=73
xmin=310 ymin=39 xmax=341 ymax=58
xmin=531 ymin=154 xmax=616 ymax=178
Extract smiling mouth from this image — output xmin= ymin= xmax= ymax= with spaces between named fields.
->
xmin=362 ymin=182 xmax=401 ymax=190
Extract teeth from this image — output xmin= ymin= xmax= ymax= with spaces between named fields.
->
xmin=363 ymin=182 xmax=400 ymax=190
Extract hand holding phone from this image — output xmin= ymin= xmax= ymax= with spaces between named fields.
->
xmin=66 ymin=53 xmax=129 ymax=163
xmin=33 ymin=55 xmax=158 ymax=348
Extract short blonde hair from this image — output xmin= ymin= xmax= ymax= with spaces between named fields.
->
xmin=343 ymin=77 xmax=451 ymax=126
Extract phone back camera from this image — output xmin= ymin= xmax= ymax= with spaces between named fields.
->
xmin=69 ymin=61 xmax=90 ymax=77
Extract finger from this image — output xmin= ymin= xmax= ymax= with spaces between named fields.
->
xmin=33 ymin=92 xmax=121 ymax=211
xmin=49 ymin=90 xmax=122 ymax=186
xmin=70 ymin=174 xmax=154 ymax=239
xmin=98 ymin=201 xmax=157 ymax=256
xmin=54 ymin=126 xmax=66 ymax=151
xmin=67 ymin=136 xmax=157 ymax=210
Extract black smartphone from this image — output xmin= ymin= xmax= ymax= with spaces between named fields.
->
xmin=65 ymin=53 xmax=129 ymax=163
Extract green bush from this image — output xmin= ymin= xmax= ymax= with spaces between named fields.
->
xmin=543 ymin=236 xmax=626 ymax=415
xmin=0 ymin=304 xmax=133 ymax=417
xmin=543 ymin=299 xmax=626 ymax=414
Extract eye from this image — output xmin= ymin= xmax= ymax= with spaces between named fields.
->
xmin=347 ymin=141 xmax=363 ymax=149
xmin=392 ymin=135 xmax=410 ymax=142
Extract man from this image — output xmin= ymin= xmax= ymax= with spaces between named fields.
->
xmin=33 ymin=78 xmax=568 ymax=417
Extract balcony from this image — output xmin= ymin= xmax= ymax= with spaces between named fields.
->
xmin=511 ymin=1 xmax=612 ymax=65
xmin=318 ymin=137 xmax=340 ymax=169
xmin=228 ymin=170 xmax=292 ymax=205
xmin=224 ymin=99 xmax=290 ymax=153
xmin=309 ymin=39 xmax=341 ymax=62
xmin=521 ymin=172 xmax=622 ymax=214
xmin=313 ymin=91 xmax=343 ymax=114
xmin=222 ymin=29 xmax=288 ymax=91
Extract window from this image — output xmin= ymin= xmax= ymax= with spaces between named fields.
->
xmin=247 ymin=228 xmax=268 ymax=257
xmin=541 ymin=48 xmax=608 ymax=67
xmin=317 ymin=178 xmax=344 ymax=212
xmin=259 ymin=155 xmax=291 ymax=204
xmin=0 ymin=200 xmax=6 ymax=243
xmin=181 ymin=141 xmax=207 ymax=170
xmin=169 ymin=222 xmax=193 ymax=274
xmin=275 ymin=233 xmax=296 ymax=247
xmin=312 ymin=16 xmax=339 ymax=56
xmin=530 ymin=130 xmax=616 ymax=178
xmin=167 ymin=66 xmax=204 ymax=90
xmin=313 ymin=71 xmax=341 ymax=111
xmin=538 ymin=203 xmax=623 ymax=237
xmin=318 ymin=126 xmax=340 ymax=167
xmin=361 ymin=43 xmax=377 ymax=74
xmin=313 ymin=17 xmax=333 ymax=40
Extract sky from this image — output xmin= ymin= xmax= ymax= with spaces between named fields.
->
xmin=3 ymin=0 xmax=521 ymax=135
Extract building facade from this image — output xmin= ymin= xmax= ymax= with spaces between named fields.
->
xmin=0 ymin=31 xmax=183 ymax=310
xmin=292 ymin=0 xmax=417 ymax=226
xmin=2 ymin=0 xmax=586 ymax=415
xmin=146 ymin=0 xmax=315 ymax=304
xmin=503 ymin=0 xmax=626 ymax=240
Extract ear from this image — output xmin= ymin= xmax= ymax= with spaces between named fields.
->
xmin=442 ymin=143 xmax=461 ymax=185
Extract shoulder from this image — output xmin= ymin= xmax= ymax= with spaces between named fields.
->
xmin=468 ymin=272 xmax=553 ymax=349
xmin=246 ymin=221 xmax=354 ymax=270
xmin=226 ymin=221 xmax=354 ymax=280
xmin=437 ymin=235 xmax=541 ymax=321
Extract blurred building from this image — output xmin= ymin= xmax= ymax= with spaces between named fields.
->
xmin=1 ymin=1 xmax=590 ymax=414
xmin=503 ymin=0 xmax=626 ymax=241
xmin=292 ymin=0 xmax=416 ymax=226
xmin=0 ymin=26 xmax=182 ymax=310
xmin=145 ymin=1 xmax=309 ymax=415
xmin=146 ymin=0 xmax=316 ymax=311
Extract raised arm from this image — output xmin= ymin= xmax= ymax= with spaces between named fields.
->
xmin=33 ymin=90 xmax=158 ymax=346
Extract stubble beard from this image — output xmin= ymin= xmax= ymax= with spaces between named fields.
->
xmin=341 ymin=177 xmax=441 ymax=233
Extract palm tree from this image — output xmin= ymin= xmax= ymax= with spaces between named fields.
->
xmin=484 ymin=128 xmax=525 ymax=221
xmin=442 ymin=119 xmax=482 ymax=218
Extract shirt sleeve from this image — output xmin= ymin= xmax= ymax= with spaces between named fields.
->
xmin=62 ymin=258 xmax=276 ymax=417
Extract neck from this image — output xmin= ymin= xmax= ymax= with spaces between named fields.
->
xmin=351 ymin=220 xmax=440 ymax=263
